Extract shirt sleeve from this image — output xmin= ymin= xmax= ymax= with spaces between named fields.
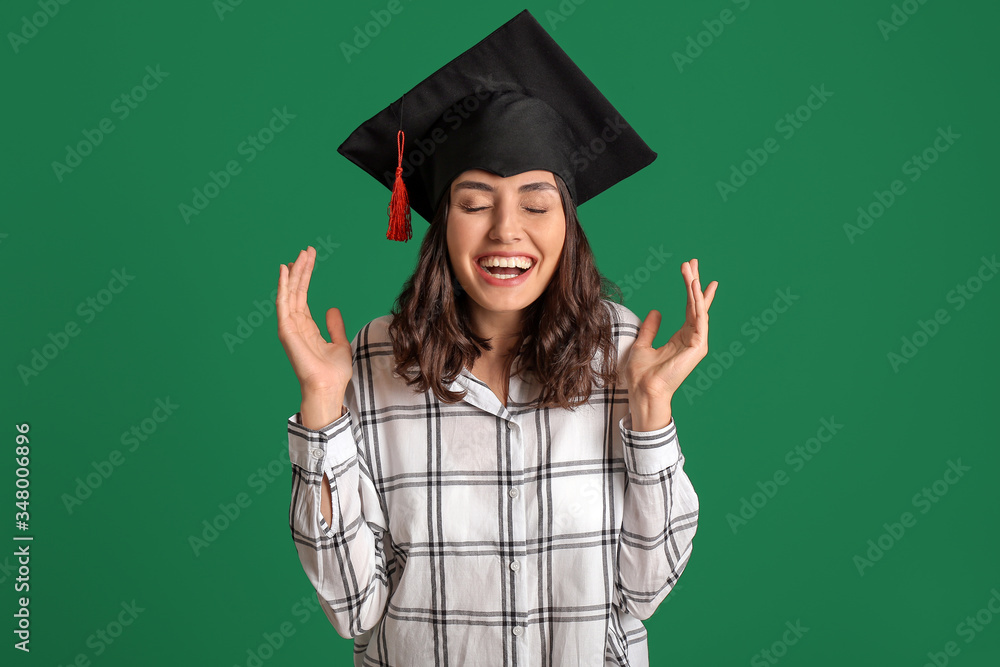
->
xmin=613 ymin=412 xmax=699 ymax=621
xmin=287 ymin=376 xmax=394 ymax=639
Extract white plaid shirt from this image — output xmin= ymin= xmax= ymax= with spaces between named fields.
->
xmin=287 ymin=300 xmax=699 ymax=666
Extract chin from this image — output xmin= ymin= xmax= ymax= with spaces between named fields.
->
xmin=467 ymin=290 xmax=540 ymax=313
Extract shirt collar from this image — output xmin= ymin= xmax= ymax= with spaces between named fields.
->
xmin=447 ymin=366 xmax=540 ymax=420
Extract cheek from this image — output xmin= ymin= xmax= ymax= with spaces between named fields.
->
xmin=448 ymin=218 xmax=484 ymax=254
xmin=446 ymin=227 xmax=474 ymax=276
xmin=445 ymin=227 xmax=461 ymax=263
xmin=547 ymin=226 xmax=567 ymax=259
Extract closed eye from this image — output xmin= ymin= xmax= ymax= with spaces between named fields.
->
xmin=458 ymin=204 xmax=548 ymax=214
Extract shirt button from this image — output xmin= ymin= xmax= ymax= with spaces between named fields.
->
xmin=512 ymin=626 xmax=523 ymax=636
xmin=310 ymin=448 xmax=324 ymax=460
xmin=508 ymin=487 xmax=519 ymax=499
xmin=509 ymin=560 xmax=520 ymax=571
xmin=506 ymin=421 xmax=513 ymax=430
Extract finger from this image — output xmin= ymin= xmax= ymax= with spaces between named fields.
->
xmin=276 ymin=263 xmax=288 ymax=322
xmin=288 ymin=249 xmax=307 ymax=314
xmin=704 ymin=280 xmax=719 ymax=311
xmin=301 ymin=248 xmax=319 ymax=321
xmin=635 ymin=309 xmax=662 ymax=349
xmin=691 ymin=258 xmax=704 ymax=321
xmin=297 ymin=247 xmax=316 ymax=303
xmin=682 ymin=261 xmax=696 ymax=323
xmin=326 ymin=307 xmax=349 ymax=346
xmin=287 ymin=249 xmax=305 ymax=303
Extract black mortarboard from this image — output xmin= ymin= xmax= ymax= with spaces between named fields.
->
xmin=337 ymin=8 xmax=657 ymax=241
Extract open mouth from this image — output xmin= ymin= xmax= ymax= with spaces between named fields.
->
xmin=477 ymin=255 xmax=534 ymax=281
xmin=481 ymin=266 xmax=527 ymax=279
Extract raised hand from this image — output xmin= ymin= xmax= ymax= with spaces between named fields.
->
xmin=624 ymin=258 xmax=718 ymax=429
xmin=276 ymin=246 xmax=353 ymax=398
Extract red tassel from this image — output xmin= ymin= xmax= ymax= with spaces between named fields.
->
xmin=386 ymin=130 xmax=412 ymax=242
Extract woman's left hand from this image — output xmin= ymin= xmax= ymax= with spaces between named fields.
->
xmin=624 ymin=258 xmax=718 ymax=430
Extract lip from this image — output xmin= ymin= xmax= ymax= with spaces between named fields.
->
xmin=474 ymin=255 xmax=536 ymax=287
xmin=474 ymin=251 xmax=538 ymax=262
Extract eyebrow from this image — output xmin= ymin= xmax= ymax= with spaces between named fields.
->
xmin=453 ymin=180 xmax=558 ymax=194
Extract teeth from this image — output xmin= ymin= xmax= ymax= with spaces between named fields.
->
xmin=478 ymin=256 xmax=534 ymax=270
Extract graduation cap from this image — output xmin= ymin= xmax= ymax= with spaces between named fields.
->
xmin=337 ymin=8 xmax=657 ymax=242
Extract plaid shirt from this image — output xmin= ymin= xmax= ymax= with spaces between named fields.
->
xmin=287 ymin=300 xmax=699 ymax=666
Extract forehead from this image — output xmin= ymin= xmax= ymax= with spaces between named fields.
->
xmin=450 ymin=169 xmax=557 ymax=190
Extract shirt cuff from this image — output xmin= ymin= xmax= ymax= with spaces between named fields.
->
xmin=287 ymin=408 xmax=356 ymax=473
xmin=619 ymin=412 xmax=681 ymax=475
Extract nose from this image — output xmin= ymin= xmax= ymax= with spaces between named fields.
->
xmin=488 ymin=198 xmax=522 ymax=243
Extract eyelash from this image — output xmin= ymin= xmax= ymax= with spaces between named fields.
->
xmin=459 ymin=204 xmax=548 ymax=214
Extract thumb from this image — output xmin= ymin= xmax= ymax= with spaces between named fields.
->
xmin=634 ymin=310 xmax=661 ymax=349
xmin=326 ymin=307 xmax=349 ymax=346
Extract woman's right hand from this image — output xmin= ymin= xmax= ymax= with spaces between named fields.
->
xmin=277 ymin=246 xmax=353 ymax=398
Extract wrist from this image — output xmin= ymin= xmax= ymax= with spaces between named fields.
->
xmin=299 ymin=390 xmax=347 ymax=431
xmin=628 ymin=391 xmax=673 ymax=432
xmin=301 ymin=381 xmax=348 ymax=402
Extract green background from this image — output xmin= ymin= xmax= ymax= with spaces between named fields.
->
xmin=3 ymin=0 xmax=998 ymax=664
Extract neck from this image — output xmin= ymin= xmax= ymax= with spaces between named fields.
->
xmin=468 ymin=304 xmax=524 ymax=358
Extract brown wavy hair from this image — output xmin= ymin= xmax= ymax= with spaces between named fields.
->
xmin=387 ymin=173 xmax=624 ymax=410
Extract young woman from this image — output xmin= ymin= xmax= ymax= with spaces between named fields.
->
xmin=278 ymin=10 xmax=718 ymax=667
